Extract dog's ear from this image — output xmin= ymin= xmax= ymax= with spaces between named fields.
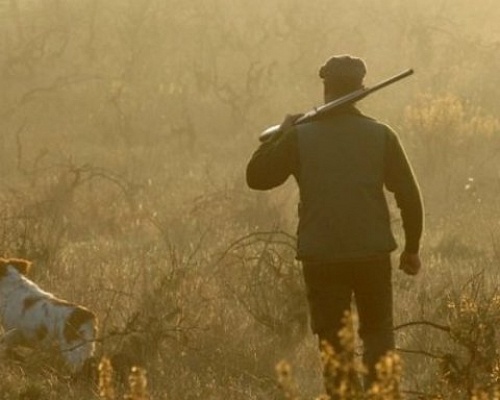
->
xmin=1 ymin=258 xmax=32 ymax=276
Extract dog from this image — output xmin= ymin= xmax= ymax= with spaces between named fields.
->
xmin=0 ymin=257 xmax=97 ymax=373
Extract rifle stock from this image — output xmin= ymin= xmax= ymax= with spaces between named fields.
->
xmin=259 ymin=69 xmax=414 ymax=142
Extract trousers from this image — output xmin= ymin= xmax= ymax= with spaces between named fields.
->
xmin=302 ymin=256 xmax=395 ymax=395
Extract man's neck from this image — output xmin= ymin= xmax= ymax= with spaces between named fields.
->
xmin=324 ymin=93 xmax=345 ymax=104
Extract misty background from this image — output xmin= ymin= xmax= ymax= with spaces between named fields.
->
xmin=1 ymin=1 xmax=500 ymax=399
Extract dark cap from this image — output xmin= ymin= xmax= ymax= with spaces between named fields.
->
xmin=319 ymin=55 xmax=367 ymax=86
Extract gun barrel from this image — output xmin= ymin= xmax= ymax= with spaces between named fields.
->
xmin=259 ymin=69 xmax=414 ymax=142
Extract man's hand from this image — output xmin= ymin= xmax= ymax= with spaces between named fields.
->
xmin=399 ymin=251 xmax=421 ymax=276
xmin=279 ymin=114 xmax=303 ymax=132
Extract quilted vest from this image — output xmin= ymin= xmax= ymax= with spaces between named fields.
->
xmin=295 ymin=112 xmax=397 ymax=261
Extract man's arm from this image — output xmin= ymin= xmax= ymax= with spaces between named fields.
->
xmin=246 ymin=115 xmax=300 ymax=190
xmin=384 ymin=128 xmax=424 ymax=273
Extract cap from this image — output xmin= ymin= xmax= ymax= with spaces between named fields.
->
xmin=319 ymin=55 xmax=367 ymax=85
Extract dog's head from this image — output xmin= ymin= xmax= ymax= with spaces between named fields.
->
xmin=0 ymin=258 xmax=32 ymax=279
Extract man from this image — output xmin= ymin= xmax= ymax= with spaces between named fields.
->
xmin=246 ymin=55 xmax=423 ymax=396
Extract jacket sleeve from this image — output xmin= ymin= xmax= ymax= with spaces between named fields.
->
xmin=384 ymin=128 xmax=424 ymax=253
xmin=245 ymin=128 xmax=299 ymax=190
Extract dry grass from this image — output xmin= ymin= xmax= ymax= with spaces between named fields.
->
xmin=1 ymin=1 xmax=500 ymax=399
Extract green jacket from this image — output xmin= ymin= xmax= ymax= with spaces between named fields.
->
xmin=246 ymin=105 xmax=423 ymax=262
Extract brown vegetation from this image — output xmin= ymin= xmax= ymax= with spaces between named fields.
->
xmin=1 ymin=0 xmax=500 ymax=399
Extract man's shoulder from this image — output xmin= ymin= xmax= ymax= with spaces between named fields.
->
xmin=356 ymin=113 xmax=399 ymax=137
xmin=356 ymin=112 xmax=388 ymax=126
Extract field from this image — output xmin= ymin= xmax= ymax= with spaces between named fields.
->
xmin=1 ymin=1 xmax=500 ymax=399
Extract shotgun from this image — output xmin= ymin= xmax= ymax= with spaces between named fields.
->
xmin=259 ymin=68 xmax=414 ymax=142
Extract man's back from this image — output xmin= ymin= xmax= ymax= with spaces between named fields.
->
xmin=296 ymin=110 xmax=398 ymax=261
xmin=246 ymin=105 xmax=422 ymax=262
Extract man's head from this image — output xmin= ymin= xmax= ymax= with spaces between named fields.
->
xmin=319 ymin=55 xmax=366 ymax=102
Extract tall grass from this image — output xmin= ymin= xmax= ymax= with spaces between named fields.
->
xmin=1 ymin=1 xmax=500 ymax=399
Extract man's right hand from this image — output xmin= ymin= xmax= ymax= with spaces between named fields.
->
xmin=279 ymin=114 xmax=303 ymax=132
xmin=399 ymin=251 xmax=421 ymax=276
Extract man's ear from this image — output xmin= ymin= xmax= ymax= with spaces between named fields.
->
xmin=1 ymin=258 xmax=32 ymax=276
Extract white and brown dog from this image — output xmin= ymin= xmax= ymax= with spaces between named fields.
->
xmin=0 ymin=258 xmax=97 ymax=373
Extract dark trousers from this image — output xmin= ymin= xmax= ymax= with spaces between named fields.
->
xmin=302 ymin=256 xmax=395 ymax=395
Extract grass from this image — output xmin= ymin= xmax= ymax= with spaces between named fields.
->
xmin=1 ymin=1 xmax=500 ymax=399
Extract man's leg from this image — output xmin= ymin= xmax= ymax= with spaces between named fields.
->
xmin=302 ymin=262 xmax=359 ymax=399
xmin=353 ymin=257 xmax=395 ymax=390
